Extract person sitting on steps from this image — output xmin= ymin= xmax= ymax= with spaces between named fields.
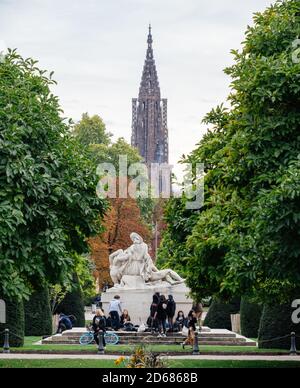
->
xmin=174 ymin=310 xmax=186 ymax=332
xmin=56 ymin=313 xmax=73 ymax=334
xmin=92 ymin=309 xmax=106 ymax=348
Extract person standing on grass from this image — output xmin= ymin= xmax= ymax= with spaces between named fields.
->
xmin=92 ymin=309 xmax=106 ymax=348
xmin=108 ymin=295 xmax=122 ymax=331
xmin=157 ymin=294 xmax=168 ymax=337
xmin=166 ymin=295 xmax=176 ymax=332
xmin=182 ymin=310 xmax=197 ymax=349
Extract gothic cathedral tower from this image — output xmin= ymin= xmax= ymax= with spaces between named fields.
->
xmin=131 ymin=25 xmax=169 ymax=166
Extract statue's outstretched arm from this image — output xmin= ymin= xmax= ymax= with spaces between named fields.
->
xmin=109 ymin=249 xmax=124 ymax=265
xmin=116 ymin=252 xmax=130 ymax=263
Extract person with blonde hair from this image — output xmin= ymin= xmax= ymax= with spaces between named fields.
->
xmin=92 ymin=309 xmax=106 ymax=348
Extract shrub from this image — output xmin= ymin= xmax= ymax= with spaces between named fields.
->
xmin=56 ymin=273 xmax=85 ymax=327
xmin=258 ymin=303 xmax=300 ymax=349
xmin=240 ymin=297 xmax=262 ymax=339
xmin=0 ymin=295 xmax=24 ymax=347
xmin=24 ymin=288 xmax=52 ymax=336
xmin=204 ymin=297 xmax=240 ymax=330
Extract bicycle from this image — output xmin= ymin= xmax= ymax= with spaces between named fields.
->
xmin=79 ymin=330 xmax=119 ymax=345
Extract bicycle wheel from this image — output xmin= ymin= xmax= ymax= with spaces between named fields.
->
xmin=104 ymin=332 xmax=119 ymax=345
xmin=79 ymin=332 xmax=94 ymax=345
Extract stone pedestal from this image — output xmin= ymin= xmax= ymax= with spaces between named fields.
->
xmin=101 ymin=275 xmax=193 ymax=325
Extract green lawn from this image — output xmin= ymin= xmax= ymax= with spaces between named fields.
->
xmin=7 ymin=337 xmax=289 ymax=355
xmin=1 ymin=359 xmax=300 ymax=368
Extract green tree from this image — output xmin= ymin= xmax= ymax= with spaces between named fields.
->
xmin=74 ymin=254 xmax=96 ymax=305
xmin=0 ymin=50 xmax=107 ymax=300
xmin=73 ymin=116 xmax=155 ymax=225
xmin=88 ymin=137 xmax=142 ymax=172
xmin=24 ymin=288 xmax=52 ymax=336
xmin=157 ymin=196 xmax=198 ymax=275
xmin=73 ymin=113 xmax=112 ymax=147
xmin=159 ymin=0 xmax=300 ymax=304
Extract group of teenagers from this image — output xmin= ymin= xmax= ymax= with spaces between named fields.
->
xmin=90 ymin=293 xmax=203 ymax=348
xmin=148 ymin=292 xmax=203 ymax=348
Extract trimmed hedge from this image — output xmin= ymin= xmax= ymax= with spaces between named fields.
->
xmin=0 ymin=296 xmax=24 ymax=347
xmin=204 ymin=297 xmax=241 ymax=330
xmin=24 ymin=288 xmax=52 ymax=336
xmin=258 ymin=303 xmax=300 ymax=350
xmin=56 ymin=273 xmax=85 ymax=327
xmin=240 ymin=297 xmax=262 ymax=339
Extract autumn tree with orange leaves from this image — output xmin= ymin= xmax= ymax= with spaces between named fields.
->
xmin=89 ymin=193 xmax=151 ymax=291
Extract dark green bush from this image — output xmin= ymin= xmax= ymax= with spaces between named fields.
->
xmin=56 ymin=273 xmax=85 ymax=327
xmin=24 ymin=288 xmax=52 ymax=336
xmin=0 ymin=295 xmax=24 ymax=347
xmin=258 ymin=303 xmax=300 ymax=349
xmin=240 ymin=297 xmax=262 ymax=339
xmin=204 ymin=297 xmax=240 ymax=330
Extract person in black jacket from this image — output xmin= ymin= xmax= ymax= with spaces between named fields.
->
xmin=148 ymin=294 xmax=159 ymax=333
xmin=157 ymin=295 xmax=168 ymax=337
xmin=166 ymin=295 xmax=176 ymax=332
xmin=182 ymin=310 xmax=197 ymax=349
xmin=92 ymin=309 xmax=106 ymax=347
xmin=56 ymin=313 xmax=72 ymax=333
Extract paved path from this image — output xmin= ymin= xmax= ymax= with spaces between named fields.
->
xmin=0 ymin=354 xmax=300 ymax=361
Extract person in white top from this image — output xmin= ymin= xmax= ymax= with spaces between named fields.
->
xmin=108 ymin=295 xmax=122 ymax=331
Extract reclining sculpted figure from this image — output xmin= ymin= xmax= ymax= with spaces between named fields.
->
xmin=109 ymin=232 xmax=184 ymax=287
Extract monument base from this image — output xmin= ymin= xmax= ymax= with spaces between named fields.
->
xmin=101 ymin=276 xmax=193 ymax=325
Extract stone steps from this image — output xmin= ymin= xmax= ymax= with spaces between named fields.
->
xmin=44 ymin=336 xmax=240 ymax=343
xmin=42 ymin=339 xmax=255 ymax=346
xmin=41 ymin=328 xmax=257 ymax=347
xmin=64 ymin=333 xmax=235 ymax=338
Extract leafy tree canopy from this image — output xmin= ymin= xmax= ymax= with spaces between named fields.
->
xmin=73 ymin=115 xmax=155 ymax=226
xmin=158 ymin=0 xmax=300 ymax=303
xmin=73 ymin=113 xmax=112 ymax=147
xmin=0 ymin=50 xmax=107 ymax=300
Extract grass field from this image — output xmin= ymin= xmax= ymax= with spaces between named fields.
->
xmin=1 ymin=359 xmax=300 ymax=368
xmin=8 ymin=337 xmax=288 ymax=355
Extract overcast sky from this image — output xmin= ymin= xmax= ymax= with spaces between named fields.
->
xmin=0 ymin=0 xmax=274 ymax=177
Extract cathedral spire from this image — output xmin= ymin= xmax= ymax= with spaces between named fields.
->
xmin=131 ymin=26 xmax=169 ymax=167
xmin=140 ymin=25 xmax=159 ymax=99
xmin=146 ymin=24 xmax=154 ymax=61
xmin=148 ymin=24 xmax=153 ymax=46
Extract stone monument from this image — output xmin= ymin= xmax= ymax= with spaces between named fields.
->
xmin=101 ymin=232 xmax=193 ymax=324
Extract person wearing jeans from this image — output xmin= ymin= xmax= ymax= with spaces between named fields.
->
xmin=108 ymin=295 xmax=122 ymax=331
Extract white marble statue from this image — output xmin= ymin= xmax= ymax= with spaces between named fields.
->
xmin=109 ymin=232 xmax=184 ymax=288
